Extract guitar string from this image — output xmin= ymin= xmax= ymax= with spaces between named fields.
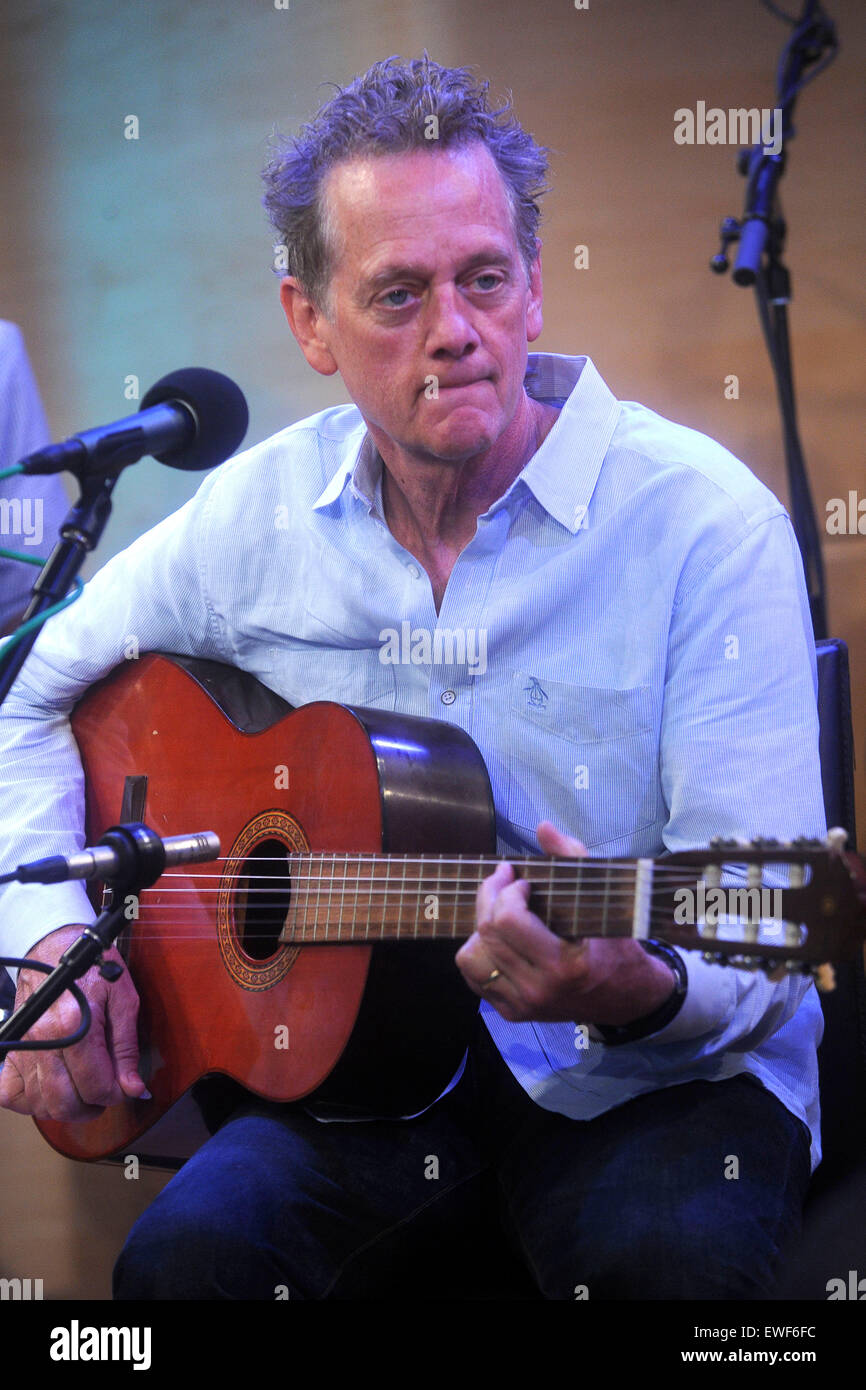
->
xmin=92 ymin=860 xmax=806 ymax=942
xmin=102 ymin=887 xmax=801 ymax=943
xmin=91 ymin=920 xmax=797 ymax=944
xmin=144 ymin=862 xmax=793 ymax=883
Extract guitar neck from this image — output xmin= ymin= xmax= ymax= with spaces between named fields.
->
xmin=274 ymin=842 xmax=866 ymax=968
xmin=281 ymin=853 xmax=660 ymax=945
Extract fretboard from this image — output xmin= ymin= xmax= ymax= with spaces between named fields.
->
xmin=279 ymin=853 xmax=654 ymax=944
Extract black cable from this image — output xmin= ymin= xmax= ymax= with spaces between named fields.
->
xmin=0 ymin=957 xmax=91 ymax=1052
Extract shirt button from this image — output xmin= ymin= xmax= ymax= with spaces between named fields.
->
xmin=406 ymin=563 xmax=420 ymax=578
xmin=440 ymin=690 xmax=456 ymax=705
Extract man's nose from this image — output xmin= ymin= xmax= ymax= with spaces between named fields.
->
xmin=425 ymin=284 xmax=481 ymax=357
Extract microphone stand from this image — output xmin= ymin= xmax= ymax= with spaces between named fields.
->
xmin=710 ymin=0 xmax=838 ymax=640
xmin=0 ymin=824 xmax=175 ymax=1054
xmin=0 ymin=467 xmax=119 ymax=708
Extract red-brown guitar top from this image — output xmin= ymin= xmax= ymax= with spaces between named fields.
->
xmin=36 ymin=652 xmax=495 ymax=1163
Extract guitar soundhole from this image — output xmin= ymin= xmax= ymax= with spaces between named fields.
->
xmin=238 ymin=838 xmax=292 ymax=961
xmin=218 ymin=810 xmax=304 ymax=990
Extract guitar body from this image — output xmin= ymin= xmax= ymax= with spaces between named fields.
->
xmin=35 ymin=653 xmax=495 ymax=1163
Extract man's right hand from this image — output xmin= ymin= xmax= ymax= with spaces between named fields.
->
xmin=0 ymin=925 xmax=148 ymax=1122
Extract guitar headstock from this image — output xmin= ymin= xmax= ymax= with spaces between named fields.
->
xmin=660 ymin=829 xmax=866 ymax=989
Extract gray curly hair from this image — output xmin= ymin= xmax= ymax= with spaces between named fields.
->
xmin=261 ymin=52 xmax=550 ymax=319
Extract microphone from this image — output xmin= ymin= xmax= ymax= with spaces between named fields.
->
xmin=2 ymin=829 xmax=220 ymax=885
xmin=17 ymin=368 xmax=248 ymax=479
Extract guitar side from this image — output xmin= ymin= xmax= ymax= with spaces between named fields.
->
xmin=35 ymin=653 xmax=494 ymax=1163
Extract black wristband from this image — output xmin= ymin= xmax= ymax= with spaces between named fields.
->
xmin=593 ymin=939 xmax=688 ymax=1046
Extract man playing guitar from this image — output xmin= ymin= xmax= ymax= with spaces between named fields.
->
xmin=0 ymin=54 xmax=825 ymax=1300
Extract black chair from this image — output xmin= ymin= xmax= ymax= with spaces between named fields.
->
xmin=809 ymin=638 xmax=865 ymax=1202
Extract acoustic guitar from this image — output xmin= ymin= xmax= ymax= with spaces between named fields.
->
xmin=30 ymin=653 xmax=866 ymax=1166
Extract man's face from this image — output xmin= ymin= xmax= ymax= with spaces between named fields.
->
xmin=283 ymin=141 xmax=544 ymax=468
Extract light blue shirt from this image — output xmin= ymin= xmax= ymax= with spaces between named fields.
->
xmin=0 ymin=353 xmax=826 ymax=1167
xmin=0 ymin=321 xmax=70 ymax=630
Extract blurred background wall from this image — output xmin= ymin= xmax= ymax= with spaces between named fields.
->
xmin=0 ymin=0 xmax=863 ymax=1299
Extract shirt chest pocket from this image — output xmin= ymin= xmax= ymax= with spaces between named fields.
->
xmin=506 ymin=672 xmax=663 ymax=849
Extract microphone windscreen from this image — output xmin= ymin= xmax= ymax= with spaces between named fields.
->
xmin=140 ymin=368 xmax=249 ymax=471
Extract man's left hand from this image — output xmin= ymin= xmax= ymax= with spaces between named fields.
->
xmin=455 ymin=821 xmax=677 ymax=1026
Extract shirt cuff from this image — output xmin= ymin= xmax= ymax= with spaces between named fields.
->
xmin=587 ymin=948 xmax=738 ymax=1046
xmin=0 ymin=880 xmax=96 ymax=985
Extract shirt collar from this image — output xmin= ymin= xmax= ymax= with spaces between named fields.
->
xmin=312 ymin=353 xmax=621 ymax=532
xmin=311 ymin=423 xmax=375 ymax=513
xmin=512 ymin=354 xmax=621 ymax=533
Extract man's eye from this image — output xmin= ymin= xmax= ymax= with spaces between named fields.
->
xmin=380 ymin=288 xmax=412 ymax=308
xmin=473 ymin=274 xmax=500 ymax=290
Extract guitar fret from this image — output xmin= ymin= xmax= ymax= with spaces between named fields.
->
xmin=434 ymin=855 xmax=442 ymax=940
xmin=313 ymin=855 xmax=321 ymax=941
xmin=572 ymin=858 xmax=580 ymax=941
xmin=544 ymin=856 xmax=553 ymax=936
xmin=327 ymin=852 xmax=335 ymax=941
xmin=318 ymin=854 xmax=325 ymax=942
xmin=400 ymin=856 xmax=408 ymax=945
xmin=318 ymin=855 xmax=325 ymax=942
xmin=304 ymin=854 xmax=310 ymax=943
xmin=349 ymin=852 xmax=360 ymax=942
xmin=452 ymin=858 xmax=460 ymax=939
xmin=340 ymin=852 xmax=348 ymax=941
xmin=303 ymin=855 xmax=310 ymax=942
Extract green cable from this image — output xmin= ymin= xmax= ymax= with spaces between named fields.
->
xmin=0 ymin=549 xmax=44 ymax=568
xmin=0 ymin=464 xmax=24 ymax=481
xmin=0 ymin=549 xmax=83 ymax=653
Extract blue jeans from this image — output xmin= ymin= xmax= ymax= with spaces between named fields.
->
xmin=113 ymin=1015 xmax=812 ymax=1300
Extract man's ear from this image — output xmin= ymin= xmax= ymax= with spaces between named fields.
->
xmin=526 ymin=238 xmax=544 ymax=344
xmin=279 ymin=277 xmax=338 ymax=376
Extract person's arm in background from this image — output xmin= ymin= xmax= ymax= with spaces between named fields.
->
xmin=0 ymin=321 xmax=71 ymax=635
